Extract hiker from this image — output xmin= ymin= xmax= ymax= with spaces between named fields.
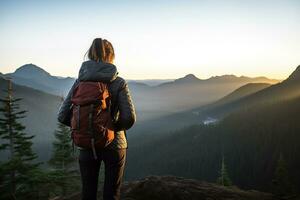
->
xmin=57 ymin=38 xmax=136 ymax=200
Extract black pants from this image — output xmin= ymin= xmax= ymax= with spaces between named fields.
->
xmin=79 ymin=148 xmax=126 ymax=200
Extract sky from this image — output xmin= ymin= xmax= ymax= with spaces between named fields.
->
xmin=0 ymin=0 xmax=299 ymax=80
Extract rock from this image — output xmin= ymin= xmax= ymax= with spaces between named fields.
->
xmin=120 ymin=176 xmax=278 ymax=200
xmin=52 ymin=176 xmax=279 ymax=200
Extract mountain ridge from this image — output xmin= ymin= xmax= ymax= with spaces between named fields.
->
xmin=4 ymin=63 xmax=280 ymax=87
xmin=13 ymin=63 xmax=51 ymax=78
xmin=159 ymin=74 xmax=279 ymax=87
xmin=3 ymin=64 xmax=75 ymax=96
xmin=285 ymin=65 xmax=300 ymax=82
xmin=197 ymin=65 xmax=300 ymax=118
xmin=1 ymin=63 xmax=281 ymax=122
xmin=205 ymin=83 xmax=271 ymax=110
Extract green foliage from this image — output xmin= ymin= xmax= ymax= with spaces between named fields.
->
xmin=216 ymin=156 xmax=232 ymax=186
xmin=126 ymin=96 xmax=300 ymax=193
xmin=0 ymin=80 xmax=80 ymax=199
xmin=271 ymin=153 xmax=294 ymax=197
xmin=0 ymin=77 xmax=62 ymax=163
xmin=0 ymin=80 xmax=41 ymax=199
xmin=49 ymin=123 xmax=74 ymax=168
xmin=48 ymin=122 xmax=79 ymax=197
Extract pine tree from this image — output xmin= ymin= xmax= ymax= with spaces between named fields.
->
xmin=0 ymin=79 xmax=40 ymax=199
xmin=272 ymin=153 xmax=294 ymax=197
xmin=216 ymin=155 xmax=232 ymax=186
xmin=48 ymin=122 xmax=77 ymax=197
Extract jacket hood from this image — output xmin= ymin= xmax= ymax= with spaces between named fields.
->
xmin=78 ymin=60 xmax=118 ymax=82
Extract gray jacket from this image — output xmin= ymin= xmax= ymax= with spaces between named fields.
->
xmin=57 ymin=60 xmax=136 ymax=149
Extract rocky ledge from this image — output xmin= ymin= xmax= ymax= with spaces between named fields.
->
xmin=121 ymin=176 xmax=277 ymax=200
xmin=54 ymin=176 xmax=279 ymax=200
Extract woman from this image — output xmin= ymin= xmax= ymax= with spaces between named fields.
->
xmin=58 ymin=38 xmax=136 ymax=200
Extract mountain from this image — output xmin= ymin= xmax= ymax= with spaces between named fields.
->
xmin=160 ymin=74 xmax=278 ymax=86
xmin=0 ymin=77 xmax=62 ymax=162
xmin=126 ymin=94 xmax=300 ymax=193
xmin=287 ymin=65 xmax=300 ymax=82
xmin=216 ymin=83 xmax=271 ymax=103
xmin=52 ymin=176 xmax=278 ymax=200
xmin=3 ymin=65 xmax=274 ymax=161
xmin=128 ymin=79 xmax=174 ymax=86
xmin=125 ymin=66 xmax=300 ymax=192
xmin=197 ymin=65 xmax=300 ymax=118
xmin=128 ymin=80 xmax=277 ymax=138
xmin=208 ymin=75 xmax=278 ymax=84
xmin=174 ymin=73 xmax=202 ymax=83
xmin=13 ymin=63 xmax=51 ymax=78
xmin=131 ymin=73 xmax=279 ymax=121
xmin=4 ymin=64 xmax=75 ymax=96
xmin=3 ymin=64 xmax=280 ymax=122
xmin=203 ymin=83 xmax=271 ymax=111
xmin=128 ymin=81 xmax=151 ymax=90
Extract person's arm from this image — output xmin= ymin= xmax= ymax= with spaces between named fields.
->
xmin=114 ymin=80 xmax=136 ymax=131
xmin=57 ymin=79 xmax=79 ymax=126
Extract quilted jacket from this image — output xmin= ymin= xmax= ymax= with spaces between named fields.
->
xmin=57 ymin=60 xmax=136 ymax=149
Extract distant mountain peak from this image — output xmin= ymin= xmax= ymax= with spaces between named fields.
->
xmin=175 ymin=74 xmax=200 ymax=83
xmin=287 ymin=65 xmax=300 ymax=82
xmin=14 ymin=64 xmax=50 ymax=77
xmin=184 ymin=73 xmax=198 ymax=79
xmin=208 ymin=74 xmax=239 ymax=82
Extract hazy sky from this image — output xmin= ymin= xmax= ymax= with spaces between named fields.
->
xmin=0 ymin=0 xmax=299 ymax=80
